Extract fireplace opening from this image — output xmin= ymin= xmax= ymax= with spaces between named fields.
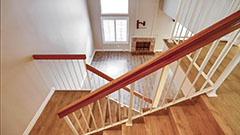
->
xmin=136 ymin=42 xmax=151 ymax=51
xmin=131 ymin=37 xmax=155 ymax=55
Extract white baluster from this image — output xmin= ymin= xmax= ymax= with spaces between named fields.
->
xmin=71 ymin=60 xmax=82 ymax=89
xmin=65 ymin=60 xmax=78 ymax=89
xmin=126 ymin=83 xmax=134 ymax=126
xmin=73 ymin=112 xmax=84 ymax=134
xmin=64 ymin=116 xmax=79 ymax=135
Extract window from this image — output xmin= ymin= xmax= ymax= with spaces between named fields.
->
xmin=101 ymin=17 xmax=128 ymax=44
xmin=100 ymin=0 xmax=128 ymax=14
xmin=100 ymin=0 xmax=129 ymax=44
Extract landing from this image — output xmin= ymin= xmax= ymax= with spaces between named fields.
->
xmin=30 ymin=91 xmax=90 ymax=135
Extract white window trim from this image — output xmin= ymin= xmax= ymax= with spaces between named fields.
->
xmin=101 ymin=16 xmax=129 ymax=44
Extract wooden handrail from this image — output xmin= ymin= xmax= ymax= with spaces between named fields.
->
xmin=58 ymin=11 xmax=240 ymax=118
xmin=32 ymin=54 xmax=86 ymax=60
xmin=86 ymin=64 xmax=153 ymax=103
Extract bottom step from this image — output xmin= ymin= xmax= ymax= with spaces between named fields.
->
xmin=144 ymin=114 xmax=176 ymax=135
xmin=122 ymin=123 xmax=146 ymax=135
xmin=169 ymin=97 xmax=224 ymax=135
xmin=103 ymin=130 xmax=122 ymax=135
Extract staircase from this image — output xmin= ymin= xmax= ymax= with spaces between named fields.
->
xmin=102 ymin=95 xmax=224 ymax=135
xmin=30 ymin=9 xmax=240 ymax=135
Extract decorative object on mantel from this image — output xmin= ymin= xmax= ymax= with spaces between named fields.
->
xmin=131 ymin=37 xmax=155 ymax=55
xmin=137 ymin=20 xmax=146 ymax=29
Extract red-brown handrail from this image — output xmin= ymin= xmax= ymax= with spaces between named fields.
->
xmin=58 ymin=11 xmax=240 ymax=118
xmin=86 ymin=64 xmax=153 ymax=103
xmin=32 ymin=54 xmax=86 ymax=60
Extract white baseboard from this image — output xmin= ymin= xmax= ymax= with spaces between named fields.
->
xmin=94 ymin=49 xmax=130 ymax=52
xmin=154 ymin=49 xmax=163 ymax=52
xmin=23 ymin=88 xmax=55 ymax=135
xmin=88 ymin=50 xmax=96 ymax=65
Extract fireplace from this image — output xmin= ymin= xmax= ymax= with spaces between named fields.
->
xmin=136 ymin=42 xmax=151 ymax=51
xmin=131 ymin=37 xmax=155 ymax=54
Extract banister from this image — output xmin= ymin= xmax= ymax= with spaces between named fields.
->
xmin=58 ymin=10 xmax=240 ymax=118
xmin=32 ymin=54 xmax=86 ymax=60
xmin=86 ymin=64 xmax=153 ymax=103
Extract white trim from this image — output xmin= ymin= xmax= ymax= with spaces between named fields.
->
xmin=89 ymin=50 xmax=97 ymax=65
xmin=154 ymin=49 xmax=162 ymax=52
xmin=94 ymin=49 xmax=130 ymax=52
xmin=23 ymin=88 xmax=55 ymax=135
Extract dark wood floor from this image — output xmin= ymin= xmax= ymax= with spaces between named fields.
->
xmin=90 ymin=51 xmax=183 ymax=110
xmin=90 ymin=52 xmax=160 ymax=109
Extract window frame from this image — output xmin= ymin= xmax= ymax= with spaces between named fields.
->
xmin=101 ymin=16 xmax=129 ymax=44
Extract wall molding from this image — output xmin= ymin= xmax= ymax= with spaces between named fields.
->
xmin=94 ymin=49 xmax=130 ymax=52
xmin=88 ymin=50 xmax=97 ymax=65
xmin=23 ymin=88 xmax=55 ymax=135
xmin=154 ymin=49 xmax=163 ymax=52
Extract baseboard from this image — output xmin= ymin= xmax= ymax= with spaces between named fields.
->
xmin=89 ymin=50 xmax=96 ymax=65
xmin=94 ymin=49 xmax=130 ymax=52
xmin=23 ymin=88 xmax=55 ymax=135
xmin=154 ymin=49 xmax=163 ymax=52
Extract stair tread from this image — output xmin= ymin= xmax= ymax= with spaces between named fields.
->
xmin=122 ymin=123 xmax=146 ymax=135
xmin=103 ymin=130 xmax=122 ymax=135
xmin=169 ymin=97 xmax=224 ymax=135
xmin=144 ymin=114 xmax=176 ymax=135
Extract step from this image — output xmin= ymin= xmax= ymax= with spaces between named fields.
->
xmin=169 ymin=97 xmax=224 ymax=135
xmin=144 ymin=114 xmax=177 ymax=135
xmin=103 ymin=130 xmax=122 ymax=135
xmin=143 ymin=108 xmax=177 ymax=135
xmin=122 ymin=123 xmax=146 ymax=135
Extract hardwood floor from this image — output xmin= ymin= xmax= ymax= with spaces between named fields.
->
xmin=90 ymin=52 xmax=160 ymax=110
xmin=90 ymin=51 xmax=181 ymax=110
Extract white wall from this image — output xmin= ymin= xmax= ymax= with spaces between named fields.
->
xmin=2 ymin=0 xmax=94 ymax=134
xmin=87 ymin=0 xmax=174 ymax=51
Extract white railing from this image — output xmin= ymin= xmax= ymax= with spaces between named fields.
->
xmin=171 ymin=0 xmax=240 ymax=43
xmin=32 ymin=55 xmax=90 ymax=90
xmin=170 ymin=0 xmax=240 ymax=97
xmin=57 ymin=37 xmax=239 ymax=134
